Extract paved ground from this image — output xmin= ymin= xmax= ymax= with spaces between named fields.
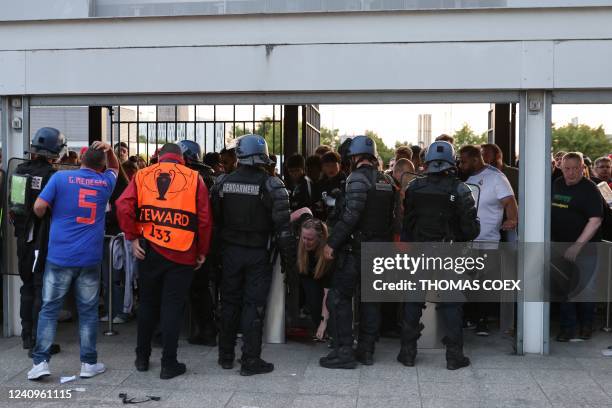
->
xmin=1 ymin=321 xmax=612 ymax=408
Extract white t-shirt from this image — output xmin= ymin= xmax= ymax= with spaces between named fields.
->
xmin=466 ymin=165 xmax=514 ymax=242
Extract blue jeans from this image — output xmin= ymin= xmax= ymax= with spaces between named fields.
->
xmin=32 ymin=262 xmax=101 ymax=365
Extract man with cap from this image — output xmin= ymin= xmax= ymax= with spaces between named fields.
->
xmin=9 ymin=127 xmax=66 ymax=356
xmin=320 ymin=135 xmax=397 ymax=369
xmin=116 ymin=143 xmax=213 ymax=379
xmin=398 ymin=141 xmax=480 ymax=370
xmin=211 ymin=134 xmax=293 ymax=376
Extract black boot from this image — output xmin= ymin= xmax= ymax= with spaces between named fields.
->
xmin=240 ymin=357 xmax=274 ymax=376
xmin=22 ymin=333 xmax=33 ymax=350
xmin=398 ymin=322 xmax=423 ymax=367
xmin=319 ymin=349 xmax=338 ymax=365
xmin=443 ymin=337 xmax=470 ymax=370
xmin=135 ymin=356 xmax=149 ymax=372
xmin=160 ymin=361 xmax=186 ymax=379
xmin=397 ymin=341 xmax=417 ymax=367
xmin=218 ymin=352 xmax=235 ymax=369
xmin=355 ymin=349 xmax=374 ymax=366
xmin=319 ymin=346 xmax=357 ymax=369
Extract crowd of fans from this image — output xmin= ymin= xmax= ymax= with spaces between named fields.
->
xmin=15 ymin=128 xmax=612 ymax=381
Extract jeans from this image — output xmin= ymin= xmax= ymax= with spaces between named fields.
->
xmin=32 ymin=262 xmax=101 ymax=365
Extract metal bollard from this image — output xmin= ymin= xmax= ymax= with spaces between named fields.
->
xmin=264 ymin=255 xmax=285 ymax=344
xmin=104 ymin=234 xmax=119 ymax=336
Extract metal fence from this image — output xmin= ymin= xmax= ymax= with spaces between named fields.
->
xmin=109 ymin=104 xmax=285 ymax=166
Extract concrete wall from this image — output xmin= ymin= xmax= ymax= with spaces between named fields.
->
xmin=1 ymin=7 xmax=612 ymax=96
xmin=5 ymin=0 xmax=611 ymax=20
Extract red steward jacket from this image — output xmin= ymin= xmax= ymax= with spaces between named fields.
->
xmin=115 ymin=153 xmax=213 ymax=266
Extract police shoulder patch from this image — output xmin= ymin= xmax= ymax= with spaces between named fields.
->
xmin=31 ymin=176 xmax=43 ymax=190
xmin=222 ymin=182 xmax=260 ymax=195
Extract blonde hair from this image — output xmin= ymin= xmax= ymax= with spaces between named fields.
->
xmin=297 ymin=218 xmax=330 ymax=280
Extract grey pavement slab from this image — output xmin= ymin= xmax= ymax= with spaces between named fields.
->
xmin=3 ymin=321 xmax=612 ymax=408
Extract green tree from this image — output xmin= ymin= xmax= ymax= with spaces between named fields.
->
xmin=552 ymin=123 xmax=612 ymax=160
xmin=320 ymin=126 xmax=340 ymax=149
xmin=453 ymin=124 xmax=488 ymax=149
xmin=229 ymin=119 xmax=283 ymax=154
xmin=364 ymin=129 xmax=395 ymax=166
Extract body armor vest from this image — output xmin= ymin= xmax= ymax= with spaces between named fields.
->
xmin=357 ymin=169 xmax=396 ymax=241
xmin=219 ymin=167 xmax=272 ymax=247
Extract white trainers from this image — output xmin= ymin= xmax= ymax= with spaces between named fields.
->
xmin=112 ymin=315 xmax=128 ymax=324
xmin=80 ymin=362 xmax=106 ymax=378
xmin=27 ymin=361 xmax=51 ymax=380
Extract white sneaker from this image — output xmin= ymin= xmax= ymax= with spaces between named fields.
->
xmin=99 ymin=315 xmax=109 ymax=322
xmin=80 ymin=362 xmax=106 ymax=378
xmin=27 ymin=361 xmax=51 ymax=380
xmin=112 ymin=315 xmax=128 ymax=324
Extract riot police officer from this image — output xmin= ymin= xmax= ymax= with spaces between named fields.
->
xmin=177 ymin=140 xmax=218 ymax=347
xmin=10 ymin=127 xmax=66 ymax=354
xmin=320 ymin=135 xmax=396 ymax=369
xmin=399 ymin=141 xmax=480 ymax=370
xmin=178 ymin=140 xmax=215 ymax=188
xmin=211 ymin=134 xmax=293 ymax=376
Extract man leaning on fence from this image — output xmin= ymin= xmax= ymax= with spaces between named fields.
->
xmin=27 ymin=142 xmax=119 ymax=380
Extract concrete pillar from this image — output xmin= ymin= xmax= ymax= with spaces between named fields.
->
xmin=517 ymin=90 xmax=552 ymax=354
xmin=1 ymin=96 xmax=30 ymax=337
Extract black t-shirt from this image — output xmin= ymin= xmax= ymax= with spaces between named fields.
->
xmin=307 ymin=251 xmax=332 ymax=288
xmin=551 ymin=177 xmax=603 ymax=242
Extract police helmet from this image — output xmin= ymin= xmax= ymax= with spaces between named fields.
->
xmin=29 ymin=127 xmax=67 ymax=158
xmin=177 ymin=140 xmax=202 ymax=163
xmin=424 ymin=141 xmax=456 ymax=174
xmin=235 ymin=134 xmax=271 ymax=166
xmin=346 ymin=135 xmax=377 ymax=158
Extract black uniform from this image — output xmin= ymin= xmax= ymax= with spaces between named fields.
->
xmin=289 ymin=175 xmax=316 ymax=212
xmin=400 ymin=173 xmax=479 ymax=368
xmin=316 ymin=172 xmax=346 ymax=221
xmin=211 ymin=165 xmax=291 ymax=367
xmin=324 ymin=164 xmax=396 ymax=365
xmin=11 ymin=158 xmax=55 ymax=347
xmin=187 ymin=163 xmax=218 ymax=345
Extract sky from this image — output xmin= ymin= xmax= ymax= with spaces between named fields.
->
xmin=319 ymin=104 xmax=612 ymax=147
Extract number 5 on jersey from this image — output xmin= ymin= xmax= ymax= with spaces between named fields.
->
xmin=77 ymin=188 xmax=97 ymax=224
